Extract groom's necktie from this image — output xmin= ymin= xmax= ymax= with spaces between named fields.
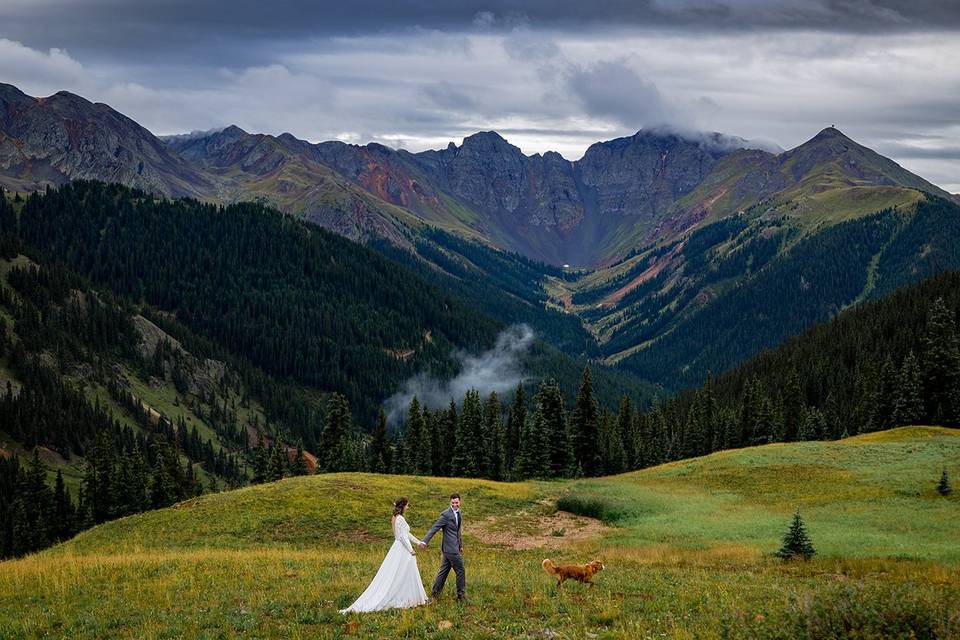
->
xmin=454 ymin=510 xmax=460 ymax=529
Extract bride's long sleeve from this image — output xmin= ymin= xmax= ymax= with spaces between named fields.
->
xmin=394 ymin=516 xmax=420 ymax=553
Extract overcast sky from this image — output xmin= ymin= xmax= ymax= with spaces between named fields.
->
xmin=1 ymin=1 xmax=958 ymax=190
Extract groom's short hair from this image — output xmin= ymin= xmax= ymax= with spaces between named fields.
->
xmin=450 ymin=493 xmax=460 ymax=500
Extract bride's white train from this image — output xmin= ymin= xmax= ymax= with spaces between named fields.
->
xmin=340 ymin=500 xmax=428 ymax=613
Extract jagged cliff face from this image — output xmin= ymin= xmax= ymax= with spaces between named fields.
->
xmin=0 ymin=83 xmax=210 ymax=197
xmin=576 ymin=130 xmax=730 ymax=219
xmin=2 ymin=82 xmax=955 ymax=267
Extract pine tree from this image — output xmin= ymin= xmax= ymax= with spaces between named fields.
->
xmin=797 ymin=408 xmax=826 ymax=441
xmin=781 ymin=369 xmax=805 ymax=441
xmin=17 ymin=449 xmax=53 ymax=552
xmin=892 ymin=351 xmax=925 ymax=426
xmin=52 ymin=470 xmax=75 ymax=541
xmin=878 ymin=355 xmax=898 ymax=427
xmin=504 ymin=383 xmax=526 ymax=479
xmin=184 ymin=460 xmax=203 ymax=497
xmin=129 ymin=443 xmax=151 ymax=512
xmin=921 ymin=298 xmax=960 ymax=425
xmin=569 ymin=368 xmax=601 ymax=476
xmin=149 ymin=438 xmax=180 ymax=509
xmin=368 ymin=409 xmax=389 ymax=473
xmin=291 ymin=441 xmax=308 ymax=476
xmin=775 ymin=509 xmax=816 ymax=560
xmin=515 ymin=411 xmax=550 ymax=479
xmin=737 ymin=379 xmax=757 ymax=447
xmin=403 ymin=396 xmax=426 ymax=474
xmin=632 ymin=411 xmax=647 ymax=468
xmin=617 ymin=395 xmax=636 ymax=468
xmin=82 ymin=430 xmax=115 ymax=523
xmin=318 ymin=393 xmax=354 ymax=472
xmin=427 ymin=405 xmax=443 ymax=476
xmin=482 ymin=391 xmax=505 ymax=480
xmin=251 ymin=435 xmax=268 ymax=484
xmin=535 ymin=380 xmax=573 ymax=478
xmin=601 ymin=409 xmax=626 ymax=475
xmin=266 ymin=441 xmax=286 ymax=482
xmin=415 ymin=401 xmax=434 ymax=475
xmin=646 ymin=404 xmax=668 ymax=465
xmin=452 ymin=390 xmax=483 ymax=477
xmin=937 ymin=469 xmax=952 ymax=496
xmin=440 ymin=400 xmax=458 ymax=477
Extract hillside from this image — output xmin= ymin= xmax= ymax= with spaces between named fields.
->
xmin=1 ymin=428 xmax=957 ymax=638
xmin=0 ymin=181 xmax=656 ymax=560
xmin=564 ymin=195 xmax=960 ymax=390
xmin=12 ymin=182 xmax=648 ymax=423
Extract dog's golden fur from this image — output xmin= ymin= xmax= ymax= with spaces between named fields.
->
xmin=541 ymin=558 xmax=605 ymax=587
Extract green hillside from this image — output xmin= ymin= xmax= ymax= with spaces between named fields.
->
xmin=1 ymin=428 xmax=957 ymax=638
xmin=567 ymin=195 xmax=960 ymax=391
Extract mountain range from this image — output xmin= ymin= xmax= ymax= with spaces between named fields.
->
xmin=3 ymin=82 xmax=954 ymax=267
xmin=3 ymin=81 xmax=960 ymax=394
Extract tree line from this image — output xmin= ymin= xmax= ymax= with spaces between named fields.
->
xmin=308 ymin=273 xmax=960 ymax=480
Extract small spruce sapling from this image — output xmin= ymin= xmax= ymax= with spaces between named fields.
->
xmin=775 ymin=508 xmax=816 ymax=560
xmin=937 ymin=469 xmax=952 ymax=496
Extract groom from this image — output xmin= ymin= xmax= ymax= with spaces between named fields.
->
xmin=421 ymin=493 xmax=466 ymax=602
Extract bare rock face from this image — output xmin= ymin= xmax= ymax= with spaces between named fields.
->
xmin=0 ymin=83 xmax=211 ymax=197
xmin=131 ymin=315 xmax=225 ymax=398
xmin=576 ymin=130 xmax=731 ymax=219
xmin=443 ymin=131 xmax=528 ymax=213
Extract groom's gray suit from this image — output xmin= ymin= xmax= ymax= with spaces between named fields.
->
xmin=422 ymin=506 xmax=465 ymax=599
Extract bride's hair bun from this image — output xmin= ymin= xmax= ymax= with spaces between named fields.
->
xmin=392 ymin=496 xmax=409 ymax=516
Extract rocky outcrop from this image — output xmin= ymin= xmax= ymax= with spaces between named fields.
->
xmin=0 ymin=83 xmax=211 ymax=197
xmin=131 ymin=315 xmax=225 ymax=398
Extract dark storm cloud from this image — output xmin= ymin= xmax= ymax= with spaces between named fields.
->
xmin=1 ymin=1 xmax=958 ymax=190
xmin=7 ymin=0 xmax=960 ymax=55
xmin=3 ymin=1 xmax=960 ymax=64
xmin=565 ymin=60 xmax=681 ymax=130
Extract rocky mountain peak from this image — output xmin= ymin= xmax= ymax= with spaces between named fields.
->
xmin=810 ymin=126 xmax=848 ymax=141
xmin=221 ymin=124 xmax=249 ymax=138
xmin=459 ymin=131 xmax=520 ymax=155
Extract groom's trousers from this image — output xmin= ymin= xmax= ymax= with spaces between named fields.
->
xmin=432 ymin=552 xmax=466 ymax=598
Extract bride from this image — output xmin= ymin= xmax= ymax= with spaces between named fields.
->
xmin=340 ymin=497 xmax=429 ymax=613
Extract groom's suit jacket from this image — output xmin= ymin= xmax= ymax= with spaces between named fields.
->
xmin=423 ymin=507 xmax=462 ymax=555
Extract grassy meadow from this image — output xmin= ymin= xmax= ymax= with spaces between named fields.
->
xmin=1 ymin=427 xmax=958 ymax=639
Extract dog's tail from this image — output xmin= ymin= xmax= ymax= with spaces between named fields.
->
xmin=542 ymin=559 xmax=558 ymax=575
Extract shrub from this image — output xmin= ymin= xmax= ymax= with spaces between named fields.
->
xmin=555 ymin=493 xmax=630 ymax=524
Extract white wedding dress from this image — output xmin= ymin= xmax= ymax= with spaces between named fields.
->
xmin=340 ymin=515 xmax=429 ymax=613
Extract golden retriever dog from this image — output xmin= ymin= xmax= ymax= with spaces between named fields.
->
xmin=542 ymin=558 xmax=605 ymax=587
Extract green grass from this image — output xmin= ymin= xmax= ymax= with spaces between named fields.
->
xmin=1 ymin=427 xmax=958 ymax=638
xmin=570 ymin=427 xmax=960 ymax=561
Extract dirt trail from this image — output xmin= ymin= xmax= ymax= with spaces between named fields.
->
xmin=473 ymin=510 xmax=609 ymax=550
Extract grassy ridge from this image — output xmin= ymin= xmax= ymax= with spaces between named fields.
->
xmin=1 ymin=427 xmax=958 ymax=638
xmin=566 ymin=426 xmax=960 ymax=561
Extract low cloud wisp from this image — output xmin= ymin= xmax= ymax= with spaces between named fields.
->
xmin=384 ymin=324 xmax=535 ymax=425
